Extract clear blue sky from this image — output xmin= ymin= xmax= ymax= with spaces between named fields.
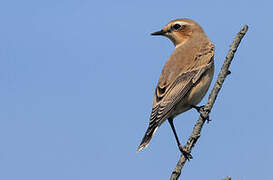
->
xmin=0 ymin=0 xmax=272 ymax=179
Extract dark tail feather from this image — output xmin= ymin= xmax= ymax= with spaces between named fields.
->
xmin=137 ymin=125 xmax=159 ymax=152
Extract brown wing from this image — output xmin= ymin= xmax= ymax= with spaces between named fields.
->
xmin=147 ymin=42 xmax=214 ymax=134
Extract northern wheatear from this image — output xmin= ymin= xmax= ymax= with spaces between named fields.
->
xmin=137 ymin=18 xmax=214 ymax=159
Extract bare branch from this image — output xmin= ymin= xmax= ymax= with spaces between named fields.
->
xmin=222 ymin=177 xmax=232 ymax=180
xmin=169 ymin=25 xmax=249 ymax=180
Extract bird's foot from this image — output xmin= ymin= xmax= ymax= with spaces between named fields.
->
xmin=191 ymin=105 xmax=211 ymax=123
xmin=178 ymin=145 xmax=193 ymax=161
xmin=191 ymin=105 xmax=204 ymax=113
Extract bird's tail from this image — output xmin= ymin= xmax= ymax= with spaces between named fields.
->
xmin=137 ymin=124 xmax=159 ymax=152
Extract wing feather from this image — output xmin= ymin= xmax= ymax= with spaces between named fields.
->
xmin=149 ymin=57 xmax=213 ymax=130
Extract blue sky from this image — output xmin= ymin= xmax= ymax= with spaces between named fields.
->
xmin=0 ymin=0 xmax=272 ymax=179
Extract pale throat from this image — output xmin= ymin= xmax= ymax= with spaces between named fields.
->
xmin=174 ymin=37 xmax=190 ymax=49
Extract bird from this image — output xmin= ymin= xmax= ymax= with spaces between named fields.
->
xmin=137 ymin=18 xmax=215 ymax=159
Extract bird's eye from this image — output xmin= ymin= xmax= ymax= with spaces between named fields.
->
xmin=173 ymin=24 xmax=182 ymax=30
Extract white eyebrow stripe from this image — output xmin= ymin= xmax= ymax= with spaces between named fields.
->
xmin=179 ymin=21 xmax=190 ymax=25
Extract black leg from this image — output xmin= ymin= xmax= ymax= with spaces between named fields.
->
xmin=191 ymin=105 xmax=211 ymax=123
xmin=168 ymin=118 xmax=192 ymax=160
xmin=191 ymin=105 xmax=204 ymax=113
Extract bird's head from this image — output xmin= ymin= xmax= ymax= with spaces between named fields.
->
xmin=151 ymin=18 xmax=205 ymax=47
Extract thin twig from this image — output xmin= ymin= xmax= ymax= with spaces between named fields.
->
xmin=169 ymin=25 xmax=249 ymax=180
xmin=222 ymin=177 xmax=232 ymax=180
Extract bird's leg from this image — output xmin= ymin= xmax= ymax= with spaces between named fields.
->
xmin=191 ymin=105 xmax=211 ymax=123
xmin=168 ymin=118 xmax=193 ymax=160
xmin=191 ymin=105 xmax=204 ymax=112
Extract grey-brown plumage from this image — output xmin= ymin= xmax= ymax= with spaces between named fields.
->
xmin=137 ymin=18 xmax=214 ymax=152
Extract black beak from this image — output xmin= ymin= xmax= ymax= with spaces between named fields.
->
xmin=151 ymin=29 xmax=165 ymax=36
